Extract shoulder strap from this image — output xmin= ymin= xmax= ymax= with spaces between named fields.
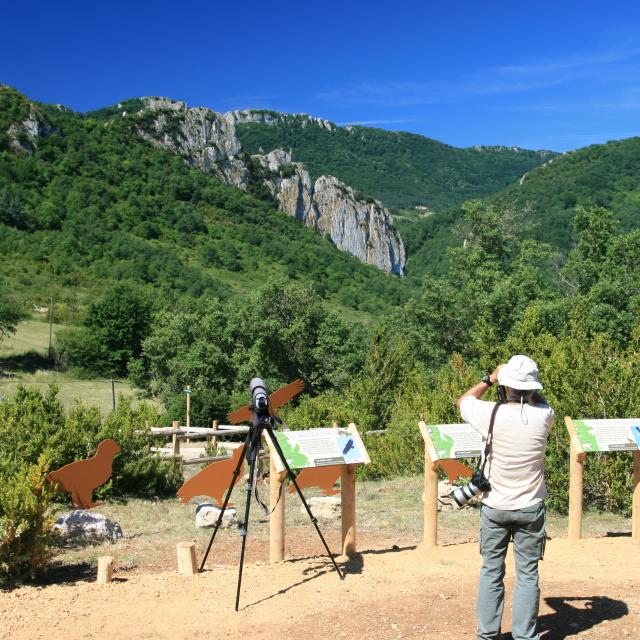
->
xmin=479 ymin=402 xmax=500 ymax=477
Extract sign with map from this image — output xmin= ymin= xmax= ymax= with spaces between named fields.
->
xmin=426 ymin=423 xmax=483 ymax=459
xmin=269 ymin=424 xmax=370 ymax=471
xmin=573 ymin=418 xmax=640 ymax=453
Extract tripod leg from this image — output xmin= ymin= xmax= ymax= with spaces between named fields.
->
xmin=199 ymin=435 xmax=249 ymax=572
xmin=266 ymin=424 xmax=344 ymax=580
xmin=235 ymin=438 xmax=260 ymax=611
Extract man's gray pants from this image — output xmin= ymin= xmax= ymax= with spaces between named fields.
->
xmin=477 ymin=502 xmax=546 ymax=640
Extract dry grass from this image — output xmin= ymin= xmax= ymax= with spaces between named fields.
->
xmin=48 ymin=474 xmax=633 ymax=575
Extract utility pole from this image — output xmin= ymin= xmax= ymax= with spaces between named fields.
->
xmin=48 ymin=296 xmax=54 ymax=363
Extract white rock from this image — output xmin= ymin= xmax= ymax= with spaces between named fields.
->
xmin=303 ymin=496 xmax=341 ymax=520
xmin=53 ymin=510 xmax=123 ymax=544
xmin=195 ymin=503 xmax=237 ymax=529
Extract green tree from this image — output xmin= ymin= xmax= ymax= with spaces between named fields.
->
xmin=0 ymin=287 xmax=27 ymax=342
xmin=57 ymin=284 xmax=153 ymax=376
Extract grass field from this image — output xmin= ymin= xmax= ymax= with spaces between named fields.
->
xmin=0 ymin=319 xmax=150 ymax=412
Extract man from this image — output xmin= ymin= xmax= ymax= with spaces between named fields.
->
xmin=457 ymin=355 xmax=555 ymax=640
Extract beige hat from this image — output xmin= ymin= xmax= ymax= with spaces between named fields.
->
xmin=498 ymin=355 xmax=543 ymax=390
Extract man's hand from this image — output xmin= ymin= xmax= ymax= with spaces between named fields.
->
xmin=490 ymin=364 xmax=505 ymax=385
xmin=457 ymin=364 xmax=505 ymax=408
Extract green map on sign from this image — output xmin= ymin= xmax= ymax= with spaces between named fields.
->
xmin=573 ymin=420 xmax=600 ymax=452
xmin=274 ymin=433 xmax=310 ymax=468
xmin=428 ymin=426 xmax=454 ymax=459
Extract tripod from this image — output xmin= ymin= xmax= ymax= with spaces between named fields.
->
xmin=199 ymin=412 xmax=344 ymax=610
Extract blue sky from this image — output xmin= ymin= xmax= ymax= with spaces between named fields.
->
xmin=2 ymin=0 xmax=640 ymax=151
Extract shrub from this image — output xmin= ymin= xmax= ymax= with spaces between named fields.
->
xmin=0 ymin=454 xmax=57 ymax=583
xmin=98 ymin=397 xmax=183 ymax=497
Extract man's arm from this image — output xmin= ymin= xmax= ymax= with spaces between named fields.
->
xmin=456 ymin=364 xmax=503 ymax=408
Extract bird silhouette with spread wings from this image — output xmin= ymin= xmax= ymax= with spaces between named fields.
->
xmin=228 ymin=379 xmax=305 ymax=424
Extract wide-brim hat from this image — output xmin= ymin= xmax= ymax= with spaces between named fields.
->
xmin=498 ymin=355 xmax=543 ymax=390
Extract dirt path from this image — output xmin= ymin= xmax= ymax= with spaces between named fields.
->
xmin=2 ymin=537 xmax=638 ymax=640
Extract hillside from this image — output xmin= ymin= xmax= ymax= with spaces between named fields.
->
xmin=489 ymin=137 xmax=640 ymax=249
xmin=233 ymin=111 xmax=556 ymax=211
xmin=0 ymin=86 xmax=409 ymax=319
xmin=398 ymin=136 xmax=640 ymax=278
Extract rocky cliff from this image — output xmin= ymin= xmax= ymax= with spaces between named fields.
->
xmin=134 ymin=98 xmax=405 ymax=274
xmin=226 ymin=109 xmax=335 ymax=131
xmin=5 ymin=103 xmax=53 ymax=154
xmin=253 ymin=150 xmax=404 ymax=274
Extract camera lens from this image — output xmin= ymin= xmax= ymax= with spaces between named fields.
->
xmin=450 ymin=480 xmax=479 ymax=508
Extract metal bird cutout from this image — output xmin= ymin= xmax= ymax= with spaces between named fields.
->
xmin=439 ymin=459 xmax=474 ymax=484
xmin=228 ymin=379 xmax=305 ymax=424
xmin=47 ymin=439 xmax=121 ymax=509
xmin=177 ymin=446 xmax=245 ymax=506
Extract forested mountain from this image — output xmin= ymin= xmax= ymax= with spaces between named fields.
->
xmin=489 ymin=137 xmax=640 ymax=248
xmin=234 ymin=110 xmax=556 ymax=211
xmin=401 ymin=136 xmax=640 ymax=279
xmin=2 ymin=85 xmax=640 ymax=517
xmin=0 ymin=85 xmax=408 ymax=318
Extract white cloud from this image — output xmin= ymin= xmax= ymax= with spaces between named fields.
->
xmin=317 ymin=45 xmax=640 ymax=106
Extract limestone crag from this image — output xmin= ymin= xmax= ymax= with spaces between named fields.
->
xmin=6 ymin=103 xmax=53 ymax=154
xmin=137 ymin=97 xmax=249 ymax=188
xmin=253 ymin=151 xmax=405 ymax=275
xmin=226 ymin=109 xmax=335 ymax=131
xmin=133 ymin=99 xmax=404 ymax=273
xmin=252 ymin=150 xmax=315 ymax=224
xmin=312 ymin=176 xmax=405 ymax=275
xmin=224 ymin=110 xmax=280 ymax=126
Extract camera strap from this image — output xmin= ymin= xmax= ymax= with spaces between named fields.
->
xmin=479 ymin=402 xmax=500 ymax=479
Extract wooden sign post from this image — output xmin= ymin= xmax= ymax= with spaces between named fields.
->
xmin=418 ymin=421 xmax=481 ymax=549
xmin=269 ymin=455 xmax=287 ymax=563
xmin=634 ymin=450 xmax=640 ymax=541
xmin=265 ymin=423 xmax=370 ymax=561
xmin=184 ymin=386 xmax=192 ymax=430
xmin=565 ymin=416 xmax=640 ymax=541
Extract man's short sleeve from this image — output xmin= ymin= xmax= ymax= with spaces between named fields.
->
xmin=459 ymin=397 xmax=496 ymax=439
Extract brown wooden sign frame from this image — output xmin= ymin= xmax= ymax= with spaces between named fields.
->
xmin=565 ymin=416 xmax=640 ymax=541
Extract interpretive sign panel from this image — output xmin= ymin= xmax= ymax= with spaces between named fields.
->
xmin=270 ymin=424 xmax=370 ymax=471
xmin=426 ymin=423 xmax=483 ymax=459
xmin=573 ymin=419 xmax=640 ymax=453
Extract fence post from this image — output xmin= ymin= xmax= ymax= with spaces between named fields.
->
xmin=177 ymin=542 xmax=197 ymax=575
xmin=97 ymin=556 xmax=114 ymax=584
xmin=211 ymin=420 xmax=218 ymax=453
xmin=172 ymin=420 xmax=181 ymax=459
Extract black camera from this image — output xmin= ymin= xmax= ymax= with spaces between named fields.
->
xmin=450 ymin=468 xmax=491 ymax=508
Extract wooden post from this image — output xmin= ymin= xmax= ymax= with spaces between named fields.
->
xmin=270 ymin=455 xmax=286 ymax=563
xmin=633 ymin=450 xmax=640 ymax=542
xmin=211 ymin=420 xmax=219 ymax=453
xmin=341 ymin=463 xmax=357 ymax=556
xmin=177 ymin=542 xmax=197 ymax=575
xmin=186 ymin=390 xmax=191 ymax=430
xmin=172 ymin=420 xmax=181 ymax=458
xmin=565 ymin=417 xmax=585 ymax=540
xmin=418 ymin=421 xmax=439 ymax=549
xmin=97 ymin=556 xmax=114 ymax=584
